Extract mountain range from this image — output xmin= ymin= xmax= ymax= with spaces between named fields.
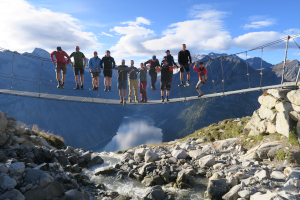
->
xmin=0 ymin=48 xmax=299 ymax=148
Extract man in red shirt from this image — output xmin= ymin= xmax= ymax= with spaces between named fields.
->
xmin=193 ymin=62 xmax=208 ymax=97
xmin=50 ymin=47 xmax=71 ymax=89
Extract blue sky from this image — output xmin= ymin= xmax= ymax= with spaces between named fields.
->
xmin=1 ymin=0 xmax=300 ymax=65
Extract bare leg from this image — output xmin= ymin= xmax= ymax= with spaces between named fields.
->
xmin=75 ymin=75 xmax=79 ymax=84
xmin=166 ymin=90 xmax=170 ymax=96
xmin=161 ymin=90 xmax=164 ymax=97
xmin=187 ymin=71 xmax=190 ymax=81
xmin=62 ymin=74 xmax=66 ymax=83
xmin=80 ymin=74 xmax=84 ymax=85
xmin=56 ymin=73 xmax=60 ymax=82
xmin=180 ymin=72 xmax=184 ymax=82
xmin=104 ymin=77 xmax=107 ymax=86
xmin=124 ymin=89 xmax=127 ymax=98
xmin=109 ymin=77 xmax=112 ymax=86
xmin=119 ymin=89 xmax=122 ymax=97
xmin=96 ymin=77 xmax=99 ymax=87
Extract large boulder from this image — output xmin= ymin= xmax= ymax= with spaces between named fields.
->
xmin=286 ymin=90 xmax=300 ymax=106
xmin=222 ymin=185 xmax=241 ymax=200
xmin=134 ymin=148 xmax=147 ymax=160
xmin=258 ymin=95 xmax=277 ymax=109
xmin=213 ymin=138 xmax=238 ymax=150
xmin=171 ymin=149 xmax=187 ymax=159
xmin=249 ymin=111 xmax=261 ymax=126
xmin=0 ymin=110 xmax=8 ymax=132
xmin=268 ymin=88 xmax=291 ymax=99
xmin=0 ymin=175 xmax=17 ymax=190
xmin=39 ymin=172 xmax=54 ymax=187
xmin=56 ymin=155 xmax=71 ymax=167
xmin=87 ymin=156 xmax=104 ymax=168
xmin=275 ymin=101 xmax=293 ymax=112
xmin=24 ymin=181 xmax=65 ymax=200
xmin=265 ymin=121 xmax=276 ymax=134
xmin=199 ymin=155 xmax=215 ymax=167
xmin=9 ymin=162 xmax=25 ymax=174
xmin=289 ymin=111 xmax=300 ymax=122
xmin=144 ymin=185 xmax=165 ymax=200
xmin=276 ymin=112 xmax=294 ymax=138
xmin=205 ymin=179 xmax=229 ymax=199
xmin=0 ymin=189 xmax=25 ymax=200
xmin=25 ymin=169 xmax=44 ymax=183
xmin=0 ymin=131 xmax=10 ymax=146
xmin=258 ymin=105 xmax=276 ymax=121
xmin=62 ymin=189 xmax=89 ymax=200
xmin=144 ymin=150 xmax=159 ymax=163
xmin=95 ymin=166 xmax=117 ymax=175
xmin=188 ymin=150 xmax=207 ymax=159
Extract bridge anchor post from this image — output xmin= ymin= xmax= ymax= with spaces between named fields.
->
xmin=281 ymin=36 xmax=290 ymax=84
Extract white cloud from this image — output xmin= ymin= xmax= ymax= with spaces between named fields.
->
xmin=285 ymin=29 xmax=300 ymax=35
xmin=110 ymin=7 xmax=231 ymax=59
xmin=244 ymin=20 xmax=275 ymax=29
xmin=0 ymin=0 xmax=101 ymax=53
xmin=293 ymin=53 xmax=300 ymax=56
xmin=100 ymin=32 xmax=113 ymax=37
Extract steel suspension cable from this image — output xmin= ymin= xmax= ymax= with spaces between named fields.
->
xmin=209 ymin=60 xmax=216 ymax=93
xmin=245 ymin=52 xmax=251 ymax=88
xmin=260 ymin=48 xmax=264 ymax=88
xmin=220 ymin=57 xmax=225 ymax=94
xmin=47 ymin=63 xmax=55 ymax=93
xmin=9 ymin=52 xmax=15 ymax=90
xmin=38 ymin=59 xmax=43 ymax=97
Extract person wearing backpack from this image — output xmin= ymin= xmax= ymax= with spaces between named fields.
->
xmin=139 ymin=63 xmax=148 ymax=102
xmin=144 ymin=55 xmax=160 ymax=90
xmin=193 ymin=62 xmax=208 ymax=97
xmin=89 ymin=51 xmax=101 ymax=91
xmin=164 ymin=50 xmax=178 ymax=86
xmin=70 ymin=46 xmax=87 ymax=90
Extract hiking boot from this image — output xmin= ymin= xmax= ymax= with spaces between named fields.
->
xmin=108 ymin=86 xmax=111 ymax=92
xmin=92 ymin=87 xmax=96 ymax=91
xmin=198 ymin=94 xmax=203 ymax=97
xmin=57 ymin=82 xmax=61 ymax=88
xmin=81 ymin=85 xmax=84 ymax=90
xmin=186 ymin=81 xmax=191 ymax=86
xmin=161 ymin=97 xmax=164 ymax=102
xmin=166 ymin=97 xmax=169 ymax=102
xmin=61 ymin=84 xmax=64 ymax=89
xmin=130 ymin=99 xmax=132 ymax=103
xmin=144 ymin=100 xmax=147 ymax=103
xmin=141 ymin=99 xmax=145 ymax=103
xmin=135 ymin=99 xmax=139 ymax=103
xmin=119 ymin=97 xmax=123 ymax=104
xmin=123 ymin=98 xmax=126 ymax=105
xmin=96 ymin=87 xmax=99 ymax=91
xmin=74 ymin=85 xmax=80 ymax=90
xmin=178 ymin=83 xmax=184 ymax=87
xmin=104 ymin=87 xmax=108 ymax=91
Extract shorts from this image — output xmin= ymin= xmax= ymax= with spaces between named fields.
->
xmin=91 ymin=72 xmax=100 ymax=78
xmin=180 ymin=64 xmax=190 ymax=73
xmin=56 ymin=65 xmax=67 ymax=74
xmin=104 ymin=69 xmax=113 ymax=77
xmin=74 ymin=68 xmax=84 ymax=75
xmin=160 ymin=81 xmax=171 ymax=91
xmin=118 ymin=80 xmax=127 ymax=90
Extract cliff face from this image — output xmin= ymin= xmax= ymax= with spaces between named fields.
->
xmin=272 ymin=60 xmax=300 ymax=82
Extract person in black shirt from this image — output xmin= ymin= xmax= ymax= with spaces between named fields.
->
xmin=164 ymin=50 xmax=178 ymax=85
xmin=159 ymin=58 xmax=171 ymax=102
xmin=178 ymin=44 xmax=192 ymax=87
xmin=144 ymin=55 xmax=160 ymax=90
xmin=100 ymin=50 xmax=115 ymax=91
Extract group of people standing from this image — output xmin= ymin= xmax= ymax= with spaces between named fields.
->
xmin=50 ymin=44 xmax=208 ymax=105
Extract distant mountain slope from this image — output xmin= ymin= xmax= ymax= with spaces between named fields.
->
xmin=272 ymin=60 xmax=300 ymax=82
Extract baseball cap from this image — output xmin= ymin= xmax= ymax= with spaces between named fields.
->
xmin=165 ymin=50 xmax=170 ymax=53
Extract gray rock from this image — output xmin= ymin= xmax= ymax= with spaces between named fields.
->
xmin=276 ymin=112 xmax=293 ymax=138
xmin=138 ymin=162 xmax=155 ymax=176
xmin=39 ymin=172 xmax=54 ymax=187
xmin=9 ymin=162 xmax=25 ymax=174
xmin=0 ymin=189 xmax=25 ymax=200
xmin=258 ymin=105 xmax=276 ymax=121
xmin=226 ymin=176 xmax=238 ymax=187
xmin=238 ymin=190 xmax=250 ymax=198
xmin=68 ymin=155 xmax=78 ymax=165
xmin=25 ymin=169 xmax=44 ymax=183
xmin=145 ymin=150 xmax=159 ymax=163
xmin=171 ymin=149 xmax=187 ymax=159
xmin=57 ymin=155 xmax=71 ymax=167
xmin=199 ymin=155 xmax=215 ymax=167
xmin=142 ymin=177 xmax=154 ymax=187
xmin=286 ymin=90 xmax=300 ymax=106
xmin=24 ymin=181 xmax=65 ymax=200
xmin=255 ymin=170 xmax=270 ymax=181
xmin=62 ymin=188 xmax=89 ymax=200
xmin=0 ymin=110 xmax=8 ymax=132
xmin=0 ymin=150 xmax=6 ymax=162
xmin=268 ymin=89 xmax=290 ymax=99
xmin=0 ymin=163 xmax=8 ymax=173
xmin=95 ymin=166 xmax=117 ymax=175
xmin=87 ymin=156 xmax=104 ymax=168
xmin=153 ymin=175 xmax=164 ymax=185
xmin=188 ymin=150 xmax=207 ymax=159
xmin=134 ymin=148 xmax=147 ymax=160
xmin=0 ymin=131 xmax=10 ymax=146
xmin=258 ymin=95 xmax=277 ymax=109
xmin=12 ymin=136 xmax=26 ymax=144
xmin=222 ymin=185 xmax=241 ymax=200
xmin=0 ymin=175 xmax=17 ymax=190
xmin=275 ymin=101 xmax=293 ymax=112
xmin=144 ymin=185 xmax=165 ymax=200
xmin=205 ymin=179 xmax=229 ymax=199
xmin=289 ymin=111 xmax=300 ymax=121
xmin=271 ymin=171 xmax=286 ymax=181
xmin=79 ymin=151 xmax=92 ymax=163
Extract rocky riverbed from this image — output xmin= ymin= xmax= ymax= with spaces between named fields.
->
xmin=1 ymin=88 xmax=300 ymax=200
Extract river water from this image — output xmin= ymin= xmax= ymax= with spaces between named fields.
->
xmin=92 ymin=114 xmax=163 ymax=152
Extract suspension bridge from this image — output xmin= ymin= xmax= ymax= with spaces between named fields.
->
xmin=0 ymin=34 xmax=299 ymax=105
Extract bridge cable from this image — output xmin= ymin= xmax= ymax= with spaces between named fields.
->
xmin=293 ymin=38 xmax=300 ymax=49
xmin=38 ymin=59 xmax=43 ymax=97
xmin=10 ymin=52 xmax=14 ymax=90
xmin=245 ymin=52 xmax=251 ymax=88
xmin=47 ymin=63 xmax=55 ymax=93
xmin=260 ymin=48 xmax=264 ymax=88
xmin=209 ymin=60 xmax=216 ymax=93
xmin=220 ymin=57 xmax=225 ymax=94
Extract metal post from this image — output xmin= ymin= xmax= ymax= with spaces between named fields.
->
xmin=295 ymin=64 xmax=300 ymax=87
xmin=281 ymin=36 xmax=290 ymax=84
